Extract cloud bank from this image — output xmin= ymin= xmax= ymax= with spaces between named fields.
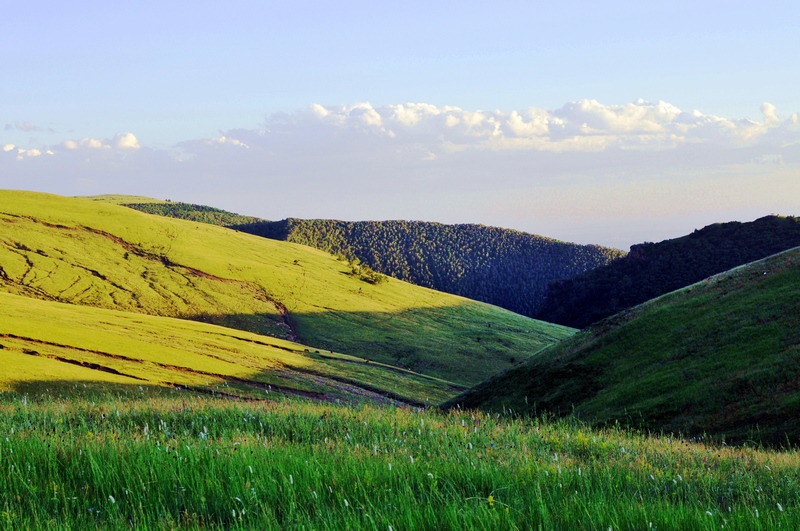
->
xmin=2 ymin=100 xmax=799 ymax=249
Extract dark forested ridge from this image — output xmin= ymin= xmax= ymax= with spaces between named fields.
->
xmin=238 ymin=219 xmax=624 ymax=317
xmin=536 ymin=215 xmax=800 ymax=328
xmin=124 ymin=202 xmax=623 ymax=316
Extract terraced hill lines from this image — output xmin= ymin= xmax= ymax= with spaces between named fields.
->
xmin=0 ymin=292 xmax=460 ymax=404
xmin=445 ymin=246 xmax=800 ymax=444
xmin=0 ymin=190 xmax=574 ymax=388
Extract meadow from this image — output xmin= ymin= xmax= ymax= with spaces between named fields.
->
xmin=0 ymin=291 xmax=458 ymax=405
xmin=0 ymin=190 xmax=573 ymax=386
xmin=1 ymin=390 xmax=799 ymax=530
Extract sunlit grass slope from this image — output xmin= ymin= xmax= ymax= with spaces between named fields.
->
xmin=446 ymin=247 xmax=800 ymax=445
xmin=0 ymin=190 xmax=574 ymax=385
xmin=84 ymin=194 xmax=167 ymax=205
xmin=0 ymin=291 xmax=458 ymax=404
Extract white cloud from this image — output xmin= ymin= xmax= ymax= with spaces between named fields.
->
xmin=11 ymin=147 xmax=50 ymax=161
xmin=761 ymin=102 xmax=779 ymax=124
xmin=253 ymin=99 xmax=798 ymax=155
xmin=61 ymin=134 xmax=141 ymax=151
xmin=65 ymin=138 xmax=108 ymax=149
xmin=209 ymin=135 xmax=249 ymax=148
xmin=115 ymin=133 xmax=140 ymax=149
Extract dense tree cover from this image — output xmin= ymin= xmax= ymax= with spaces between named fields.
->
xmin=235 ymin=219 xmax=623 ymax=316
xmin=126 ymin=202 xmax=262 ymax=226
xmin=536 ymin=215 xmax=800 ymax=328
xmin=126 ymin=203 xmax=623 ymax=316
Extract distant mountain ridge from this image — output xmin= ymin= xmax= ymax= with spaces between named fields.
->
xmin=125 ymin=202 xmax=624 ymax=317
xmin=536 ymin=215 xmax=800 ymax=328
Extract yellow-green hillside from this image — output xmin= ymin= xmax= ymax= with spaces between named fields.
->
xmin=0 ymin=291 xmax=456 ymax=403
xmin=0 ymin=190 xmax=574 ymax=386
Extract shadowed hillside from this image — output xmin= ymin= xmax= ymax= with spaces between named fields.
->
xmin=445 ymin=246 xmax=800 ymax=445
xmin=0 ymin=291 xmax=460 ymax=404
xmin=536 ymin=215 xmax=800 ymax=328
xmin=124 ymin=202 xmax=624 ymax=317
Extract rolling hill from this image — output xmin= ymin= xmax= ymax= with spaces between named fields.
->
xmin=0 ymin=291 xmax=457 ymax=404
xmin=123 ymin=201 xmax=624 ymax=317
xmin=0 ymin=190 xmax=574 ymax=389
xmin=444 ymin=246 xmax=800 ymax=445
xmin=537 ymin=215 xmax=800 ymax=328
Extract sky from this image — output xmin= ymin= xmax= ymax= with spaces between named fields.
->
xmin=2 ymin=1 xmax=799 ymax=250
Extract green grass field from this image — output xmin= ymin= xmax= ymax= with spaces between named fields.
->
xmin=1 ymin=392 xmax=799 ymax=530
xmin=3 ymin=190 xmax=799 ymax=529
xmin=0 ymin=291 xmax=462 ymax=405
xmin=0 ymin=190 xmax=573 ymax=387
xmin=447 ymin=246 xmax=800 ymax=445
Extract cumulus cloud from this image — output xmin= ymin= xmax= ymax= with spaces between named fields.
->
xmin=249 ymin=99 xmax=799 ymax=156
xmin=115 ymin=133 xmax=140 ymax=149
xmin=61 ymin=133 xmax=140 ymax=151
xmin=1 ymin=146 xmax=53 ymax=161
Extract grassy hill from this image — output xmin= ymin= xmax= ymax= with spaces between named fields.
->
xmin=537 ymin=215 xmax=800 ymax=328
xmin=0 ymin=190 xmax=573 ymax=388
xmin=0 ymin=291 xmax=457 ymax=404
xmin=124 ymin=201 xmax=624 ymax=317
xmin=445 ymin=246 xmax=800 ymax=445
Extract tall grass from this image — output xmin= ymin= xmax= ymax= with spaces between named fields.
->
xmin=1 ymin=390 xmax=798 ymax=529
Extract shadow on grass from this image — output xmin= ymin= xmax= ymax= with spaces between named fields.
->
xmin=187 ymin=304 xmax=570 ymax=388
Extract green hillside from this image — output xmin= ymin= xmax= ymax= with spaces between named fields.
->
xmin=0 ymin=291 xmax=456 ymax=404
xmin=0 ymin=190 xmax=573 ymax=387
xmin=124 ymin=201 xmax=624 ymax=317
xmin=445 ymin=247 xmax=800 ymax=445
xmin=537 ymin=215 xmax=800 ymax=328
xmin=123 ymin=200 xmax=262 ymax=225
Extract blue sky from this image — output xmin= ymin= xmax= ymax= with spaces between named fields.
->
xmin=2 ymin=1 xmax=799 ymax=249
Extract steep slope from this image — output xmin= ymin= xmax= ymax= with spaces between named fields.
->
xmin=0 ymin=291 xmax=456 ymax=404
xmin=0 ymin=191 xmax=574 ymax=386
xmin=537 ymin=215 xmax=800 ymax=328
xmin=445 ymin=247 xmax=800 ymax=445
xmin=124 ymin=202 xmax=624 ymax=317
